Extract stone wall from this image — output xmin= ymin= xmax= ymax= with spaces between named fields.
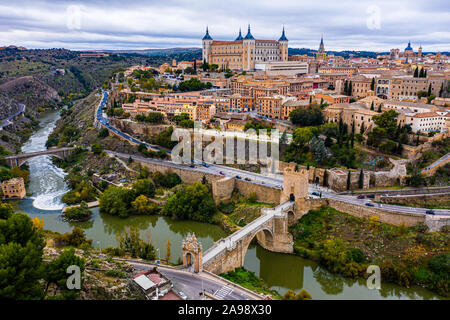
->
xmin=380 ymin=193 xmax=450 ymax=205
xmin=280 ymin=159 xmax=407 ymax=192
xmin=110 ymin=118 xmax=169 ymax=138
xmin=235 ymin=179 xmax=281 ymax=204
xmin=212 ymin=176 xmax=235 ymax=204
xmin=304 ymin=198 xmax=425 ymax=227
xmin=131 ymin=158 xmax=281 ymax=204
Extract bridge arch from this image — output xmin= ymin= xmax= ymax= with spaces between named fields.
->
xmin=11 ymin=154 xmax=65 ymax=168
xmin=241 ymin=227 xmax=274 ymax=264
xmin=287 ymin=210 xmax=296 ymax=225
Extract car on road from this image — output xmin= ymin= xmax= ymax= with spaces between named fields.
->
xmin=235 ymin=175 xmax=242 ymax=179
xmin=178 ymin=291 xmax=187 ymax=300
xmin=357 ymin=195 xmax=365 ymax=199
xmin=365 ymin=202 xmax=375 ymax=207
xmin=201 ymin=162 xmax=210 ymax=167
xmin=312 ymin=192 xmax=320 ymax=196
xmin=219 ymin=171 xmax=225 ymax=175
xmin=244 ymin=177 xmax=251 ymax=181
xmin=189 ymin=164 xmax=195 ymax=168
xmin=367 ymin=194 xmax=375 ymax=199
xmin=426 ymin=209 xmax=435 ymax=215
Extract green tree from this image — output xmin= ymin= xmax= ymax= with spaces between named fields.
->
xmin=414 ymin=67 xmax=419 ymax=78
xmin=131 ymin=195 xmax=158 ymax=215
xmin=0 ymin=213 xmax=45 ymax=299
xmin=132 ymin=179 xmax=155 ymax=198
xmin=370 ymin=77 xmax=375 ymax=90
xmin=427 ymin=83 xmax=432 ymax=97
xmin=99 ymin=186 xmax=136 ymax=218
xmin=323 ymin=170 xmax=328 ymax=187
xmin=358 ymin=169 xmax=364 ymax=189
xmin=346 ymin=171 xmax=351 ymax=190
xmin=373 ymin=110 xmax=398 ymax=138
xmin=44 ymin=248 xmax=85 ymax=297
xmin=370 ymin=101 xmax=374 ymax=111
xmin=0 ymin=201 xmax=14 ymax=219
xmin=163 ymin=182 xmax=216 ymax=222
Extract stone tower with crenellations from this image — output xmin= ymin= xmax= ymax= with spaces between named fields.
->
xmin=280 ymin=167 xmax=309 ymax=203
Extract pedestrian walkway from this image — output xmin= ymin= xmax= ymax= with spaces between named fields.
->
xmin=214 ymin=286 xmax=233 ymax=299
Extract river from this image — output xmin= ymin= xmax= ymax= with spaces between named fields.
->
xmin=17 ymin=111 xmax=445 ymax=300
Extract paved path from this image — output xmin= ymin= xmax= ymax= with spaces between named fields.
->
xmin=421 ymin=153 xmax=450 ymax=173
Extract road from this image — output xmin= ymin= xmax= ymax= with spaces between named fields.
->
xmin=98 ymin=91 xmax=450 ymax=216
xmin=128 ymin=261 xmax=260 ymax=300
xmin=1 ymin=103 xmax=25 ymax=128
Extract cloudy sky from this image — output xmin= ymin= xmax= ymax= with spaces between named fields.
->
xmin=0 ymin=0 xmax=449 ymax=52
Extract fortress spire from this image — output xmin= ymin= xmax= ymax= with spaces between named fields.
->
xmin=235 ymin=28 xmax=243 ymax=41
xmin=244 ymin=24 xmax=254 ymax=40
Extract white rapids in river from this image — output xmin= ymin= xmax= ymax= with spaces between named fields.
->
xmin=21 ymin=111 xmax=70 ymax=211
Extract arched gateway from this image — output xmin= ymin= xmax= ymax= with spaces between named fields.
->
xmin=182 ymin=233 xmax=203 ymax=273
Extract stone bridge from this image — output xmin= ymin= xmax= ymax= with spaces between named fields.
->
xmin=182 ymin=167 xmax=310 ymax=274
xmin=201 ymin=200 xmax=297 ymax=274
xmin=4 ymin=147 xmax=76 ymax=168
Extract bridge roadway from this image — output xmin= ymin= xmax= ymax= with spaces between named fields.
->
xmin=97 ymin=90 xmax=449 ymax=216
xmin=202 ymin=201 xmax=294 ymax=265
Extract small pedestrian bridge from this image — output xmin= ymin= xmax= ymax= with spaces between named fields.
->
xmin=200 ymin=200 xmax=296 ymax=274
xmin=4 ymin=147 xmax=76 ymax=168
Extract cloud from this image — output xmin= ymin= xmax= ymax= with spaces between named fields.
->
xmin=0 ymin=0 xmax=448 ymax=51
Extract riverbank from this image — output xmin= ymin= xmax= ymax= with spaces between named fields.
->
xmin=289 ymin=206 xmax=449 ymax=297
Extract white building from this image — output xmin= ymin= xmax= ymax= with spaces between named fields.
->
xmin=405 ymin=111 xmax=449 ymax=133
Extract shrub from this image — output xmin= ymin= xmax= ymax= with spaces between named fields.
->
xmin=62 ymin=202 xmax=92 ymax=221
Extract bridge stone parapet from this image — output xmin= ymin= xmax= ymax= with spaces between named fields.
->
xmin=4 ymin=147 xmax=76 ymax=168
xmin=202 ymin=201 xmax=295 ymax=275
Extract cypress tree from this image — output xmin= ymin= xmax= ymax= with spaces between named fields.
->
xmin=439 ymin=83 xmax=444 ymax=97
xmin=424 ymin=69 xmax=427 ymax=78
xmin=360 ymin=121 xmax=365 ymax=134
xmin=419 ymin=68 xmax=424 ymax=78
xmin=323 ymin=170 xmax=328 ymax=187
xmin=377 ymin=104 xmax=382 ymax=113
xmin=348 ymin=81 xmax=353 ymax=96
xmin=427 ymin=83 xmax=432 ymax=97
xmin=344 ymin=80 xmax=348 ymax=95
xmin=370 ymin=101 xmax=374 ymax=111
xmin=371 ymin=77 xmax=375 ymax=90
xmin=346 ymin=171 xmax=351 ymax=190
xmin=193 ymin=60 xmax=197 ymax=70
xmin=358 ymin=169 xmax=364 ymax=189
xmin=414 ymin=67 xmax=419 ymax=77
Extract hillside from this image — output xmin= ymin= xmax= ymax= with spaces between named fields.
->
xmin=0 ymin=47 xmax=184 ymax=153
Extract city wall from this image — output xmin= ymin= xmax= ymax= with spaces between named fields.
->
xmin=304 ymin=198 xmax=425 ymax=227
xmin=109 ymin=118 xmax=169 ymax=138
xmin=132 ymin=159 xmax=281 ymax=204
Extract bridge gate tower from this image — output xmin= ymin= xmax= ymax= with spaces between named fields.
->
xmin=182 ymin=233 xmax=203 ymax=273
xmin=280 ymin=167 xmax=309 ymax=221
